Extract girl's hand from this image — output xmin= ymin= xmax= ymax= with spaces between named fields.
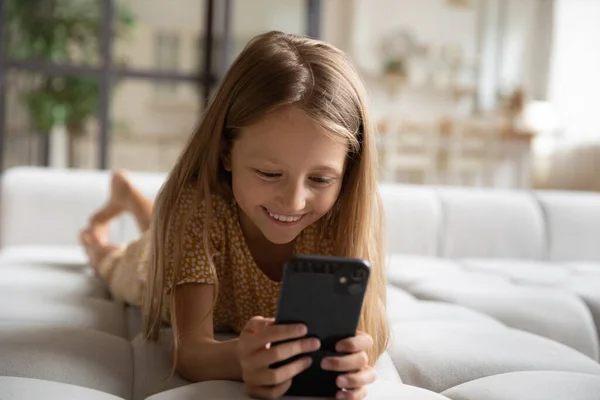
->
xmin=321 ymin=331 xmax=377 ymax=400
xmin=238 ymin=316 xmax=321 ymax=399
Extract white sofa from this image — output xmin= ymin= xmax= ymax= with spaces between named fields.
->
xmin=1 ymin=166 xmax=600 ymax=400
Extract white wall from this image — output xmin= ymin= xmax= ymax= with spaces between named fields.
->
xmin=321 ymin=0 xmax=354 ymax=54
xmin=321 ymin=0 xmax=482 ymax=122
xmin=343 ymin=0 xmax=479 ymax=75
xmin=232 ymin=0 xmax=305 ymax=37
xmin=322 ymin=0 xmax=542 ymax=116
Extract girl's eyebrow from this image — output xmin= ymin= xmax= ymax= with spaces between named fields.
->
xmin=247 ymin=155 xmax=343 ymax=174
xmin=312 ymin=165 xmax=343 ymax=174
xmin=247 ymin=155 xmax=281 ymax=165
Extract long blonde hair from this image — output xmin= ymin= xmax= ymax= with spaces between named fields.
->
xmin=143 ymin=31 xmax=389 ymax=365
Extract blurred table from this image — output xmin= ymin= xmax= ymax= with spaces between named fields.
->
xmin=377 ymin=118 xmax=537 ymax=188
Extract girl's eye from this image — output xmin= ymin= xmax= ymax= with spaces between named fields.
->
xmin=310 ymin=176 xmax=335 ymax=185
xmin=255 ymin=169 xmax=281 ymax=179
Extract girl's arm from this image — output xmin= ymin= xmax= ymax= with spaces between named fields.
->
xmin=173 ymin=283 xmax=243 ymax=382
xmin=173 ymin=282 xmax=323 ymax=394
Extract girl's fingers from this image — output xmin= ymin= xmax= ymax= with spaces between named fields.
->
xmin=321 ymin=351 xmax=369 ymax=372
xmin=253 ymin=337 xmax=320 ymax=368
xmin=336 ymin=366 xmax=377 ymax=390
xmin=253 ymin=356 xmax=313 ymax=386
xmin=241 ymin=316 xmax=273 ymax=335
xmin=262 ymin=323 xmax=309 ymax=348
xmin=336 ymin=332 xmax=373 ymax=353
xmin=240 ymin=316 xmax=273 ymax=353
xmin=241 ymin=317 xmax=307 ymax=354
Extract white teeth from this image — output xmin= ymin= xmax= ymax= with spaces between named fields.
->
xmin=268 ymin=211 xmax=302 ymax=222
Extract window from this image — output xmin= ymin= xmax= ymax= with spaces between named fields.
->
xmin=0 ymin=0 xmax=320 ymax=170
xmin=153 ymin=32 xmax=181 ymax=94
xmin=548 ymin=0 xmax=600 ymax=140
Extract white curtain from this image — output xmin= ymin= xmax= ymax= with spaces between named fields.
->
xmin=548 ymin=0 xmax=600 ymax=140
xmin=532 ymin=0 xmax=600 ymax=191
xmin=483 ymin=0 xmax=553 ymax=110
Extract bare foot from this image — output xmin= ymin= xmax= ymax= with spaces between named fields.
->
xmin=89 ymin=170 xmax=133 ymax=231
xmin=80 ymin=228 xmax=118 ymax=273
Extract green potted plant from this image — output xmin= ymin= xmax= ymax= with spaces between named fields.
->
xmin=6 ymin=0 xmax=135 ymax=167
xmin=383 ymin=58 xmax=408 ymax=95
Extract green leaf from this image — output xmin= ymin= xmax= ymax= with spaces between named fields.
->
xmin=7 ymin=0 xmax=136 ymax=133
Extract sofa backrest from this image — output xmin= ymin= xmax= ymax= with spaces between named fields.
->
xmin=536 ymin=191 xmax=600 ymax=261
xmin=379 ymin=183 xmax=547 ymax=259
xmin=2 ymin=167 xmax=600 ymax=262
xmin=379 ymin=183 xmax=600 ymax=262
xmin=0 ymin=167 xmax=166 ymax=247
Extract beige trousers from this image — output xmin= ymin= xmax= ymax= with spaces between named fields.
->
xmin=97 ymin=231 xmax=151 ymax=308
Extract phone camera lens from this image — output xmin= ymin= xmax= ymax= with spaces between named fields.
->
xmin=352 ymin=268 xmax=367 ymax=281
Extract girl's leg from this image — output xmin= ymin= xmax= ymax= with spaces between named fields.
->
xmin=80 ymin=170 xmax=153 ymax=272
xmin=80 ymin=227 xmax=148 ymax=311
xmin=124 ymin=175 xmax=154 ymax=232
xmin=80 ymin=228 xmax=118 ymax=273
xmin=89 ymin=170 xmax=154 ymax=234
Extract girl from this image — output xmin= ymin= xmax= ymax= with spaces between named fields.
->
xmin=84 ymin=30 xmax=389 ymax=400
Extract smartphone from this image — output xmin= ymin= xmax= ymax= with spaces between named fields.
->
xmin=271 ymin=254 xmax=371 ymax=397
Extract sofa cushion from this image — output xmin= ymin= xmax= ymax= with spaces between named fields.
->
xmin=145 ymin=380 xmax=450 ymax=400
xmin=441 ymin=371 xmax=600 ymax=400
xmin=438 ymin=189 xmax=546 ymax=259
xmin=379 ymin=184 xmax=442 ymax=256
xmin=0 ymin=245 xmax=88 ymax=267
xmin=131 ymin=330 xmax=191 ymax=400
xmin=0 ymin=376 xmax=124 ymax=400
xmin=461 ymin=259 xmax=572 ymax=287
xmin=386 ymin=255 xmax=468 ymax=289
xmin=561 ymin=262 xmax=600 ymax=275
xmin=0 ymin=264 xmax=108 ymax=299
xmin=537 ymin=191 xmax=600 ymax=262
xmin=0 ymin=294 xmax=126 ymax=337
xmin=409 ymin=279 xmax=599 ymax=360
xmin=131 ymin=328 xmax=404 ymax=400
xmin=127 ymin=305 xmax=144 ymax=340
xmin=387 ymin=284 xmax=417 ymax=304
xmin=388 ymin=300 xmax=503 ymax=327
xmin=374 ymin=351 xmax=403 ymax=384
xmin=387 ymin=323 xmax=600 ymax=393
xmin=565 ymin=274 xmax=600 ymax=340
xmin=386 ymin=285 xmax=418 ymax=323
xmin=0 ymin=323 xmax=133 ymax=399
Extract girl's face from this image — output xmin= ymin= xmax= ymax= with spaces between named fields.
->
xmin=227 ymin=106 xmax=348 ymax=245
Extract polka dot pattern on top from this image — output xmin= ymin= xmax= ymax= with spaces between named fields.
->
xmin=164 ymin=185 xmax=334 ymax=333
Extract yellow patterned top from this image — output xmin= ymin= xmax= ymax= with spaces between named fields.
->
xmin=165 ymin=186 xmax=334 ymax=333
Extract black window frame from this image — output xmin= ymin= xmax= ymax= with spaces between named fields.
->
xmin=0 ymin=0 xmax=321 ymax=170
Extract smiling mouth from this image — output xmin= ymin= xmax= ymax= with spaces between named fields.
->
xmin=262 ymin=207 xmax=305 ymax=223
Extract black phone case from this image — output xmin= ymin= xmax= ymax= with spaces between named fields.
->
xmin=272 ymin=255 xmax=370 ymax=398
